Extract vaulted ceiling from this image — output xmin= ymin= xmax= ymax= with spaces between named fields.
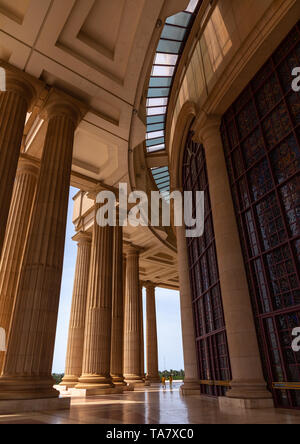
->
xmin=0 ymin=0 xmax=190 ymax=289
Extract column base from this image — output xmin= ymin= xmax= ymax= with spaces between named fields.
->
xmin=146 ymin=376 xmax=161 ymax=384
xmin=219 ymin=396 xmax=274 ymax=410
xmin=112 ymin=375 xmax=127 ymax=387
xmin=60 ymin=375 xmax=79 ymax=389
xmin=124 ymin=375 xmax=145 ymax=386
xmin=0 ymin=396 xmax=70 ymax=415
xmin=180 ymin=380 xmax=201 ymax=396
xmin=0 ymin=376 xmax=59 ymax=400
xmin=76 ymin=374 xmax=114 ymax=392
xmin=71 ymin=387 xmax=122 ymax=397
xmin=219 ymin=381 xmax=274 ymax=409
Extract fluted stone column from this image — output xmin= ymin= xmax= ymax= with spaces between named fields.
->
xmin=110 ymin=224 xmax=126 ymax=386
xmin=123 ymin=246 xmax=144 ymax=385
xmin=0 ymin=155 xmax=39 ymax=374
xmin=61 ymin=232 xmax=92 ymax=389
xmin=0 ymin=68 xmax=38 ymax=257
xmin=0 ymin=91 xmax=85 ymax=400
xmin=145 ymin=284 xmax=160 ymax=383
xmin=140 ymin=283 xmax=145 ymax=379
xmin=76 ymin=204 xmax=115 ymax=393
xmin=176 ymin=225 xmax=201 ymax=395
xmin=199 ymin=116 xmax=273 ymax=409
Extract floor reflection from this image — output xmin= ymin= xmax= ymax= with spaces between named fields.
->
xmin=1 ymin=382 xmax=300 ymax=424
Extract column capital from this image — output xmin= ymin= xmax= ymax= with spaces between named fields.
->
xmin=17 ymin=154 xmax=40 ymax=178
xmin=72 ymin=231 xmax=92 ymax=245
xmin=194 ymin=114 xmax=222 ymax=144
xmin=41 ymin=88 xmax=88 ymax=126
xmin=124 ymin=244 xmax=143 ymax=257
xmin=145 ymin=281 xmax=155 ymax=290
xmin=0 ymin=61 xmax=44 ymax=109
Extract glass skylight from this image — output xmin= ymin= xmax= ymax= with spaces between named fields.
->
xmin=146 ymin=0 xmax=201 ymax=154
xmin=146 ymin=0 xmax=202 ymax=196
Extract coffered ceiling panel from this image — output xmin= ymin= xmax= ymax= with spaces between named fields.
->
xmin=0 ymin=0 xmax=51 ymax=45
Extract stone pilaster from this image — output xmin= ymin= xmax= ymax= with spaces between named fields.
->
xmin=176 ymin=225 xmax=201 ymax=395
xmin=110 ymin=224 xmax=126 ymax=386
xmin=0 ymin=68 xmax=39 ymax=257
xmin=0 ymin=155 xmax=39 ymax=374
xmin=199 ymin=116 xmax=273 ymax=409
xmin=61 ymin=231 xmax=92 ymax=388
xmin=145 ymin=284 xmax=160 ymax=383
xmin=123 ymin=246 xmax=144 ymax=385
xmin=76 ymin=204 xmax=115 ymax=393
xmin=0 ymin=90 xmax=86 ymax=400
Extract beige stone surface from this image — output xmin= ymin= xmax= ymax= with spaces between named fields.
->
xmin=176 ymin=225 xmax=201 ymax=395
xmin=0 ymin=72 xmax=36 ymax=258
xmin=200 ymin=117 xmax=272 ymax=403
xmin=0 ymin=155 xmax=39 ymax=373
xmin=140 ymin=283 xmax=145 ymax=379
xmin=145 ymin=284 xmax=160 ymax=383
xmin=0 ymin=92 xmax=84 ymax=400
xmin=62 ymin=232 xmax=92 ymax=388
xmin=77 ymin=205 xmax=114 ymax=391
xmin=123 ymin=247 xmax=144 ymax=385
xmin=110 ymin=225 xmax=126 ymax=386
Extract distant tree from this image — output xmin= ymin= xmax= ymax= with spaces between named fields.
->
xmin=52 ymin=374 xmax=64 ymax=385
xmin=158 ymin=370 xmax=185 ymax=380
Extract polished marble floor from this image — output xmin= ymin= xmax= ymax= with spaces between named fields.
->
xmin=0 ymin=383 xmax=300 ymax=424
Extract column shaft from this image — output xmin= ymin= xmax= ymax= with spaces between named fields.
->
xmin=200 ymin=117 xmax=272 ymax=406
xmin=123 ymin=247 xmax=144 ymax=384
xmin=140 ymin=284 xmax=145 ymax=379
xmin=0 ymin=73 xmax=36 ymax=257
xmin=61 ymin=232 xmax=92 ymax=388
xmin=0 ymin=156 xmax=39 ymax=373
xmin=0 ymin=94 xmax=83 ymax=400
xmin=77 ymin=211 xmax=114 ymax=392
xmin=146 ymin=285 xmax=160 ymax=383
xmin=176 ymin=225 xmax=201 ymax=394
xmin=110 ymin=225 xmax=126 ymax=386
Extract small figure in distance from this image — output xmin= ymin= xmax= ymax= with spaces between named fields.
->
xmin=169 ymin=374 xmax=173 ymax=389
xmin=161 ymin=376 xmax=166 ymax=389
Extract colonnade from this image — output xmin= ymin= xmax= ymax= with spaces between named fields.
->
xmin=0 ymin=63 xmax=272 ymax=411
xmin=0 ymin=64 xmax=161 ymax=404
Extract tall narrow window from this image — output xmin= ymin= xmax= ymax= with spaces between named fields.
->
xmin=183 ymin=134 xmax=231 ymax=397
xmin=221 ymin=22 xmax=300 ymax=409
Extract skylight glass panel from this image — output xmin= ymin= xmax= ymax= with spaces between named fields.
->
xmin=146 ymin=106 xmax=167 ymax=116
xmin=147 ymin=145 xmax=165 ymax=153
xmin=153 ymin=172 xmax=170 ymax=180
xmin=155 ymin=177 xmax=170 ymax=186
xmin=146 ymin=1 xmax=200 ymax=154
xmin=166 ymin=12 xmax=191 ymax=27
xmin=146 ymin=130 xmax=165 ymax=140
xmin=152 ymin=166 xmax=169 ymax=174
xmin=152 ymin=65 xmax=175 ymax=77
xmin=186 ymin=0 xmax=198 ymax=13
xmin=148 ymin=88 xmax=170 ymax=98
xmin=147 ymin=97 xmax=168 ymax=107
xmin=161 ymin=25 xmax=187 ymax=41
xmin=154 ymin=53 xmax=178 ymax=65
xmin=149 ymin=77 xmax=172 ymax=87
xmin=147 ymin=115 xmax=165 ymax=124
xmin=157 ymin=40 xmax=182 ymax=54
xmin=146 ymin=137 xmax=165 ymax=147
xmin=147 ymin=123 xmax=165 ymax=132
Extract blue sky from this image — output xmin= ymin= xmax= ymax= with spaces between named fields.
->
xmin=52 ymin=187 xmax=184 ymax=373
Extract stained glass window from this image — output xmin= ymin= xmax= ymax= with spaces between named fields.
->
xmin=183 ymin=135 xmax=231 ymax=397
xmin=221 ymin=22 xmax=300 ymax=409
